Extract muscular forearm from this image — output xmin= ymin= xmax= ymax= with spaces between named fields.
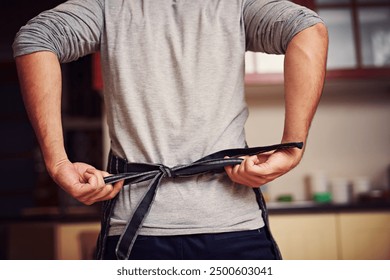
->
xmin=282 ymin=23 xmax=328 ymax=145
xmin=15 ymin=51 xmax=124 ymax=204
xmin=15 ymin=51 xmax=68 ymax=175
xmin=225 ymin=24 xmax=328 ymax=187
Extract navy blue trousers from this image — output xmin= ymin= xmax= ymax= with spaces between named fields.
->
xmin=103 ymin=228 xmax=277 ymax=260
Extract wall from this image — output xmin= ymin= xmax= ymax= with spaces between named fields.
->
xmin=244 ymin=79 xmax=390 ymax=201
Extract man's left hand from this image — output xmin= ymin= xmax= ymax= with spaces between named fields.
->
xmin=224 ymin=147 xmax=303 ymax=187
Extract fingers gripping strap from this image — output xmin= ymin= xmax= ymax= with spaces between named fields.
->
xmin=104 ymin=142 xmax=303 ymax=185
xmin=104 ymin=142 xmax=303 ymax=259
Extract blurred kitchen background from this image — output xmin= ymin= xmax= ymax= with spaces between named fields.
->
xmin=0 ymin=0 xmax=389 ymax=260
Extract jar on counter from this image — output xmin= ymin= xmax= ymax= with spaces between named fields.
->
xmin=330 ymin=177 xmax=350 ymax=204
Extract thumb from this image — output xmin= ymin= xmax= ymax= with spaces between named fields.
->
xmin=251 ymin=154 xmax=273 ymax=174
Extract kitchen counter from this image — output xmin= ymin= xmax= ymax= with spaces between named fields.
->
xmin=1 ymin=201 xmax=390 ymax=224
xmin=2 ymin=201 xmax=389 ymax=260
xmin=0 ymin=206 xmax=100 ymax=224
xmin=267 ymin=200 xmax=390 ymax=214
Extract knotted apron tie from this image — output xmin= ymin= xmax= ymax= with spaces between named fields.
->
xmin=103 ymin=142 xmax=303 ymax=260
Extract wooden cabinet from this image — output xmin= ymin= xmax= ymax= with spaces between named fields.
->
xmin=7 ymin=221 xmax=100 ymax=260
xmin=55 ymin=222 xmax=100 ymax=260
xmin=269 ymin=211 xmax=390 ymax=260
xmin=302 ymin=0 xmax=390 ymax=79
xmin=245 ymin=0 xmax=390 ymax=84
xmin=6 ymin=211 xmax=390 ymax=260
xmin=269 ymin=214 xmax=339 ymax=260
xmin=312 ymin=0 xmax=390 ymax=69
xmin=338 ymin=212 xmax=390 ymax=260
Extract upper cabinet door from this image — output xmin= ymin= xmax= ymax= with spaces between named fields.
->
xmin=314 ymin=0 xmax=390 ymax=78
xmin=245 ymin=0 xmax=390 ymax=84
xmin=318 ymin=8 xmax=357 ymax=70
xmin=358 ymin=6 xmax=390 ymax=68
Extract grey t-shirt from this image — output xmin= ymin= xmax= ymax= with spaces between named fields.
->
xmin=13 ymin=0 xmax=323 ymax=236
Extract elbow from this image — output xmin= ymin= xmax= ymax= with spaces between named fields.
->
xmin=311 ymin=22 xmax=329 ymax=46
xmin=287 ymin=22 xmax=329 ymax=62
xmin=307 ymin=23 xmax=329 ymax=63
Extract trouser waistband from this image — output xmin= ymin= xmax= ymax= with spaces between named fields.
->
xmin=102 ymin=142 xmax=303 ymax=260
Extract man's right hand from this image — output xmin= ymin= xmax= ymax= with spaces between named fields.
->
xmin=49 ymin=160 xmax=124 ymax=205
xmin=15 ymin=52 xmax=124 ymax=205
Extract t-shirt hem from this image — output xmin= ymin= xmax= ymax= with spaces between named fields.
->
xmin=107 ymin=220 xmax=266 ymax=237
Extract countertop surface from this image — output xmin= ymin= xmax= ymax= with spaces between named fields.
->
xmin=1 ymin=201 xmax=390 ymax=223
xmin=267 ymin=200 xmax=390 ymax=214
xmin=0 ymin=206 xmax=101 ymax=224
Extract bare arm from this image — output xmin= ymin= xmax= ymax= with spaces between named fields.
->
xmin=282 ymin=23 xmax=328 ymax=145
xmin=225 ymin=23 xmax=328 ymax=187
xmin=16 ymin=51 xmax=123 ymax=204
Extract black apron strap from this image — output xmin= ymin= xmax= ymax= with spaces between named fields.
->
xmin=103 ymin=142 xmax=303 ymax=259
